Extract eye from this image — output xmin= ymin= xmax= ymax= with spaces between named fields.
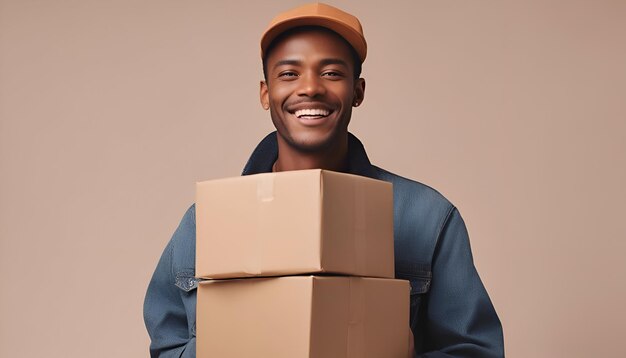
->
xmin=322 ymin=70 xmax=344 ymax=79
xmin=278 ymin=71 xmax=298 ymax=79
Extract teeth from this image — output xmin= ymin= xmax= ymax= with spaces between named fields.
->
xmin=295 ymin=108 xmax=330 ymax=118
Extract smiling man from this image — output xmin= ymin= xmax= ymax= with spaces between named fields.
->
xmin=260 ymin=24 xmax=364 ymax=172
xmin=144 ymin=3 xmax=504 ymax=358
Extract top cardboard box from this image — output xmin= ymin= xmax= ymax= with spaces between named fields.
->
xmin=196 ymin=169 xmax=394 ymax=279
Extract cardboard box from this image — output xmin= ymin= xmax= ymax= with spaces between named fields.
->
xmin=196 ymin=169 xmax=394 ymax=279
xmin=196 ymin=276 xmax=410 ymax=358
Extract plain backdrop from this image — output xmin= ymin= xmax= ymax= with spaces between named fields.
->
xmin=1 ymin=1 xmax=625 ymax=357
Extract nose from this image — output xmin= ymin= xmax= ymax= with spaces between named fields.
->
xmin=296 ymin=72 xmax=326 ymax=98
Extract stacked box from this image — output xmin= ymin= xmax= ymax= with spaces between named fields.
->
xmin=195 ymin=169 xmax=410 ymax=358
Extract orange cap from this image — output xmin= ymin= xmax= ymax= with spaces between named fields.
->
xmin=261 ymin=2 xmax=367 ymax=63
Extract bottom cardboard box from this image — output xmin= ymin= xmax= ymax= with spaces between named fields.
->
xmin=197 ymin=276 xmax=410 ymax=358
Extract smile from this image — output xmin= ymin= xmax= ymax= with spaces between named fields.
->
xmin=294 ymin=108 xmax=331 ymax=118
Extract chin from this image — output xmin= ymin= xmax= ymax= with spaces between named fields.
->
xmin=283 ymin=131 xmax=339 ymax=153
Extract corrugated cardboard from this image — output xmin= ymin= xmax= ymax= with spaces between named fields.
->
xmin=195 ymin=169 xmax=394 ymax=279
xmin=196 ymin=276 xmax=410 ymax=358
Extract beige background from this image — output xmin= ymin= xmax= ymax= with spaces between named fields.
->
xmin=1 ymin=0 xmax=625 ymax=357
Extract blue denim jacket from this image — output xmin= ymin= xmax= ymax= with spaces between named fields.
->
xmin=143 ymin=132 xmax=504 ymax=357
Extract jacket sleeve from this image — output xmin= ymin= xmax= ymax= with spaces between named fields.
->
xmin=143 ymin=207 xmax=196 ymax=358
xmin=418 ymin=208 xmax=504 ymax=357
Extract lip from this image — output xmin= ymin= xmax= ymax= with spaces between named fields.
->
xmin=289 ymin=108 xmax=336 ymax=127
xmin=284 ymin=100 xmax=338 ymax=127
xmin=286 ymin=101 xmax=334 ymax=114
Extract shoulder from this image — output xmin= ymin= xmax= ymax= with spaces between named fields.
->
xmin=372 ymin=165 xmax=455 ymax=218
xmin=371 ymin=166 xmax=458 ymax=261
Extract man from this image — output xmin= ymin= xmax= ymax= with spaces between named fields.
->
xmin=144 ymin=3 xmax=504 ymax=357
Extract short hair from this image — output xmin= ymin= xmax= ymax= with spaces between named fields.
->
xmin=262 ymin=26 xmax=362 ymax=82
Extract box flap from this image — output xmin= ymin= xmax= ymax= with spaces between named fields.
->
xmin=196 ymin=171 xmax=323 ymax=278
xmin=320 ymin=171 xmax=394 ymax=278
xmin=310 ymin=277 xmax=409 ymax=358
xmin=197 ymin=276 xmax=314 ymax=357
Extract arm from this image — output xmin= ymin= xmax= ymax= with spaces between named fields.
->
xmin=143 ymin=207 xmax=196 ymax=358
xmin=418 ymin=208 xmax=504 ymax=357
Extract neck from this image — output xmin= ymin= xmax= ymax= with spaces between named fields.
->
xmin=274 ymin=135 xmax=348 ymax=172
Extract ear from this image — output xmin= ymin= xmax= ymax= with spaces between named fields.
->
xmin=260 ymin=80 xmax=269 ymax=110
xmin=353 ymin=78 xmax=365 ymax=107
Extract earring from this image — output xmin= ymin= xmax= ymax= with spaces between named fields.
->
xmin=354 ymin=101 xmax=359 ymax=107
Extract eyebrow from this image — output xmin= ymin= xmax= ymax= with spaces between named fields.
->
xmin=272 ymin=58 xmax=349 ymax=69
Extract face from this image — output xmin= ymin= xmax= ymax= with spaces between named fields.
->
xmin=260 ymin=29 xmax=365 ymax=153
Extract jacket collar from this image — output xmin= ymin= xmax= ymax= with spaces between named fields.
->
xmin=241 ymin=131 xmax=376 ymax=178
